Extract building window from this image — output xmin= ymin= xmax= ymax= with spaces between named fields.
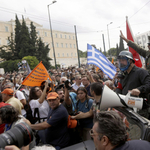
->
xmin=66 ymin=43 xmax=68 ymax=48
xmin=45 ymin=32 xmax=47 ymax=37
xmin=73 ymin=36 xmax=75 ymax=39
xmin=58 ymin=53 xmax=60 ymax=57
xmin=74 ymin=44 xmax=76 ymax=48
xmin=69 ymin=35 xmax=71 ymax=39
xmin=6 ymin=40 xmax=9 ymax=45
xmin=5 ymin=26 xmax=8 ymax=32
xmin=75 ymin=53 xmax=77 ymax=56
xmin=70 ymin=44 xmax=72 ymax=48
xmin=67 ymin=53 xmax=69 ymax=57
xmin=61 ymin=43 xmax=63 ymax=48
xmin=71 ymin=53 xmax=73 ymax=57
xmin=62 ymin=53 xmax=64 ymax=57
xmin=55 ymin=33 xmax=57 ymax=38
xmin=60 ymin=34 xmax=62 ymax=38
xmin=45 ymin=42 xmax=48 ymax=46
xmin=56 ymin=43 xmax=59 ymax=47
xmin=0 ymin=39 xmax=1 ymax=45
xmin=65 ymin=35 xmax=67 ymax=39
xmin=37 ymin=31 xmax=40 ymax=36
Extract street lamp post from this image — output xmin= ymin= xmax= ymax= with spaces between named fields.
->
xmin=107 ymin=22 xmax=113 ymax=56
xmin=47 ymin=1 xmax=57 ymax=69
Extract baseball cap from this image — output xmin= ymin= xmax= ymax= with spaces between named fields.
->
xmin=1 ymin=88 xmax=14 ymax=96
xmin=47 ymin=92 xmax=59 ymax=100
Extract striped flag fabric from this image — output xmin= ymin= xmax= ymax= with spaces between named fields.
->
xmin=87 ymin=44 xmax=116 ymax=79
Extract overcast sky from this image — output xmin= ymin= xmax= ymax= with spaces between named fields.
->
xmin=0 ymin=0 xmax=150 ymax=52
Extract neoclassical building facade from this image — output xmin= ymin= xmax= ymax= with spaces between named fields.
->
xmin=0 ymin=18 xmax=79 ymax=67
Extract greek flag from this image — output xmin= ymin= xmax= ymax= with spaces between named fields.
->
xmin=87 ymin=44 xmax=116 ymax=79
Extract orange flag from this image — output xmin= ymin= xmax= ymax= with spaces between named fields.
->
xmin=22 ymin=61 xmax=52 ymax=86
xmin=96 ymin=67 xmax=99 ymax=72
xmin=111 ymin=58 xmax=114 ymax=64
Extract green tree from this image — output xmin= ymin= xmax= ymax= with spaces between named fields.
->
xmin=116 ymin=43 xmax=119 ymax=57
xmin=119 ymin=37 xmax=124 ymax=52
xmin=22 ymin=56 xmax=39 ymax=70
xmin=15 ymin=15 xmax=22 ymax=59
xmin=36 ymin=38 xmax=51 ymax=69
xmin=0 ymin=59 xmax=21 ymax=72
xmin=78 ymin=50 xmax=87 ymax=58
xmin=19 ymin=16 xmax=30 ymax=58
xmin=29 ymin=22 xmax=38 ymax=56
xmin=0 ymin=33 xmax=16 ymax=60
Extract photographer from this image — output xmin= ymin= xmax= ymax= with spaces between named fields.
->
xmin=0 ymin=105 xmax=32 ymax=150
xmin=29 ymin=80 xmax=50 ymax=123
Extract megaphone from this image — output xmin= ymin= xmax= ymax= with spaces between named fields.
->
xmin=100 ymin=85 xmax=143 ymax=110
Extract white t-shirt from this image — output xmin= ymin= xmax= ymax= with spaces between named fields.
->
xmin=72 ymin=82 xmax=84 ymax=90
xmin=29 ymin=99 xmax=49 ymax=119
xmin=16 ymin=90 xmax=26 ymax=116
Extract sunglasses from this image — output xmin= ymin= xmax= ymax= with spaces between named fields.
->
xmin=35 ymin=89 xmax=40 ymax=92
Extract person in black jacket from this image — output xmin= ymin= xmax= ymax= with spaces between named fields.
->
xmin=115 ymin=51 xmax=150 ymax=118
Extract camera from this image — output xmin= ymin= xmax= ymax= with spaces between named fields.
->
xmin=64 ymin=80 xmax=72 ymax=90
xmin=0 ymin=122 xmax=33 ymax=149
xmin=56 ymin=80 xmax=72 ymax=90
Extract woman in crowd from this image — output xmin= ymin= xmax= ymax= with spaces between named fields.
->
xmin=75 ymin=87 xmax=93 ymax=141
xmin=29 ymin=80 xmax=49 ymax=123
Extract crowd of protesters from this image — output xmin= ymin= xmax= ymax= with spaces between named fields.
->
xmin=0 ymin=47 xmax=150 ymax=149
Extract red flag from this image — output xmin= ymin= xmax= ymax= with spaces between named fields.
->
xmin=126 ymin=16 xmax=142 ymax=67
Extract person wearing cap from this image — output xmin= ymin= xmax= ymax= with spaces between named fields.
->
xmin=115 ymin=50 xmax=150 ymax=118
xmin=120 ymin=30 xmax=150 ymax=74
xmin=1 ymin=88 xmax=23 ymax=115
xmin=24 ymin=92 xmax=70 ymax=150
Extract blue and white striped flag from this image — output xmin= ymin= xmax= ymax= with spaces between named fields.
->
xmin=87 ymin=44 xmax=116 ymax=79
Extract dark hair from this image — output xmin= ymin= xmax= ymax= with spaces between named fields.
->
xmin=95 ymin=111 xmax=127 ymax=146
xmin=81 ymin=75 xmax=90 ymax=81
xmin=29 ymin=86 xmax=39 ymax=102
xmin=0 ymin=105 xmax=20 ymax=124
xmin=77 ymin=87 xmax=88 ymax=100
xmin=92 ymin=74 xmax=103 ymax=83
xmin=90 ymin=82 xmax=103 ymax=96
xmin=0 ymin=93 xmax=2 ymax=102
xmin=40 ymin=81 xmax=50 ymax=93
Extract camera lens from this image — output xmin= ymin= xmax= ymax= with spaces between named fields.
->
xmin=0 ymin=122 xmax=33 ymax=148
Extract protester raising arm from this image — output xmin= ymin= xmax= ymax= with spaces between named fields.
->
xmin=120 ymin=30 xmax=147 ymax=58
xmin=38 ymin=80 xmax=48 ymax=104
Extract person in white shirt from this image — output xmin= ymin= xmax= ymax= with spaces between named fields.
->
xmin=72 ymin=75 xmax=84 ymax=90
xmin=29 ymin=80 xmax=49 ymax=123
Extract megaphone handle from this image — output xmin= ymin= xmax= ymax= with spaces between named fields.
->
xmin=116 ymin=93 xmax=129 ymax=108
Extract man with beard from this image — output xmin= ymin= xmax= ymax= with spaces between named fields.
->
xmin=56 ymin=88 xmax=74 ymax=115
